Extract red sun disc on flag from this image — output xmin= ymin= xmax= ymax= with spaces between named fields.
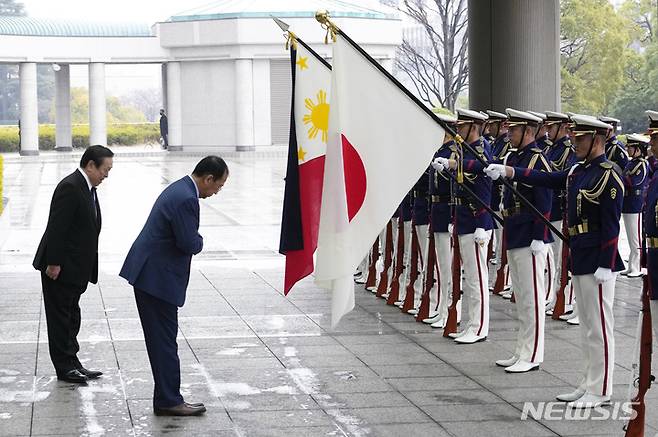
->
xmin=341 ymin=134 xmax=367 ymax=222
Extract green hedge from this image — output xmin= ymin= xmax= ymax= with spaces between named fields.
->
xmin=0 ymin=123 xmax=161 ymax=152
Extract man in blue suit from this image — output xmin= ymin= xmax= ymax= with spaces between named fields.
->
xmin=120 ymin=156 xmax=228 ymax=416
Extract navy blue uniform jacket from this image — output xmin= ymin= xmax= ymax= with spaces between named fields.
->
xmin=120 ymin=176 xmax=203 ymax=307
xmin=513 ymin=155 xmax=624 ymax=275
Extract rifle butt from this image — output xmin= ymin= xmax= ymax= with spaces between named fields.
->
xmin=492 ymin=264 xmax=506 ymax=295
xmin=623 ymin=402 xmax=644 ymax=437
xmin=443 ymin=307 xmax=457 ymax=337
xmin=386 ymin=277 xmax=400 ymax=305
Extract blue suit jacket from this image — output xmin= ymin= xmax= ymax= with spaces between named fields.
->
xmin=119 ymin=176 xmax=203 ymax=306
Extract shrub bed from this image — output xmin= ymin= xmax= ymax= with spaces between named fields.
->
xmin=0 ymin=123 xmax=161 ymax=152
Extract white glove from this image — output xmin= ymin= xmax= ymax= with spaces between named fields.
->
xmin=530 ymin=239 xmax=547 ymax=256
xmin=432 ymin=157 xmax=450 ymax=172
xmin=448 ymin=223 xmax=454 ymax=235
xmin=473 ymin=228 xmax=488 ymax=246
xmin=594 ymin=267 xmax=614 ymax=284
xmin=485 ymin=164 xmax=507 ymax=181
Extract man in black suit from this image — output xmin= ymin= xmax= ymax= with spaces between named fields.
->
xmin=159 ymin=109 xmax=168 ymax=149
xmin=33 ymin=145 xmax=114 ymax=383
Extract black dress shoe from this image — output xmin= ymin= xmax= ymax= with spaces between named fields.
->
xmin=57 ymin=369 xmax=88 ymax=384
xmin=154 ymin=403 xmax=206 ymax=416
xmin=77 ymin=367 xmax=103 ymax=379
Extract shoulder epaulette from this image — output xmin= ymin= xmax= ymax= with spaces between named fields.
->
xmin=599 ymin=162 xmax=613 ymax=170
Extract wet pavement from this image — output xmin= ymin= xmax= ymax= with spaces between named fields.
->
xmin=0 ymin=150 xmax=656 ymax=437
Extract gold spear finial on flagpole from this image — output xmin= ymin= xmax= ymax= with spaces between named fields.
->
xmin=454 ymin=134 xmax=465 ymax=183
xmin=315 ymin=10 xmax=338 ymax=44
xmin=271 ymin=15 xmax=297 ymax=50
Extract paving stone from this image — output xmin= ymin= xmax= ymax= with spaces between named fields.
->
xmin=1 ymin=154 xmax=651 ymax=436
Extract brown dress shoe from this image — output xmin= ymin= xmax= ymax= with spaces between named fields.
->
xmin=154 ymin=403 xmax=206 ymax=416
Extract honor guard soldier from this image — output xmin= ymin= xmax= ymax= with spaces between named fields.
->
xmin=600 ymin=116 xmax=629 ymax=171
xmin=543 ymin=111 xmax=577 ymax=314
xmin=432 ymin=108 xmax=493 ymax=344
xmin=528 ymin=111 xmax=550 ymax=153
xmin=644 ymin=110 xmax=658 ymax=335
xmin=486 ymin=114 xmax=625 ymax=408
xmin=620 ymin=133 xmax=650 ymax=278
xmin=408 ymin=163 xmax=432 ymax=315
xmin=486 ymin=111 xmax=512 ymax=282
xmin=494 ymin=109 xmax=553 ymax=373
xmin=424 ymin=113 xmax=459 ymax=328
xmin=486 ymin=111 xmax=512 ymax=268
xmin=647 ymin=111 xmax=658 ymax=175
xmin=394 ymin=193 xmax=414 ymax=307
xmin=480 ymin=111 xmax=494 ymax=157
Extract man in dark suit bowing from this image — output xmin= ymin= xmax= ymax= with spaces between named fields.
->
xmin=33 ymin=145 xmax=114 ymax=383
xmin=120 ymin=156 xmax=228 ymax=416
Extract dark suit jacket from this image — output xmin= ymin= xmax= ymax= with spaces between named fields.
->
xmin=159 ymin=114 xmax=168 ymax=135
xmin=119 ymin=176 xmax=203 ymax=307
xmin=33 ymin=169 xmax=101 ymax=288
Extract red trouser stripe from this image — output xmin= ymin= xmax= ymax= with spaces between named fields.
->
xmin=598 ymin=283 xmax=609 ymax=396
xmin=546 ymin=252 xmax=552 ymax=300
xmin=531 ymin=255 xmax=540 ymax=363
xmin=475 ymin=242 xmax=485 ymax=336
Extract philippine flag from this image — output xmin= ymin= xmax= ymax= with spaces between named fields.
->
xmin=279 ymin=40 xmax=331 ymax=295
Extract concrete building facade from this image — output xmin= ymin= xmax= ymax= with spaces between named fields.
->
xmin=0 ymin=0 xmax=402 ymax=154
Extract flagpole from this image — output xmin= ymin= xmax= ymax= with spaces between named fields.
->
xmin=314 ymin=11 xmax=569 ymax=245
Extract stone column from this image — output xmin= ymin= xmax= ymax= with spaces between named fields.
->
xmin=19 ymin=62 xmax=38 ymax=156
xmin=88 ymin=62 xmax=107 ymax=146
xmin=252 ymin=59 xmax=271 ymax=147
xmin=55 ymin=65 xmax=72 ymax=151
xmin=468 ymin=0 xmax=560 ymax=112
xmin=161 ymin=63 xmax=168 ymax=115
xmin=165 ymin=61 xmax=182 ymax=151
xmin=235 ymin=59 xmax=254 ymax=152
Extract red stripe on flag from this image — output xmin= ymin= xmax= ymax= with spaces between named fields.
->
xmin=341 ymin=134 xmax=367 ymax=222
xmin=284 ymin=156 xmax=326 ymax=294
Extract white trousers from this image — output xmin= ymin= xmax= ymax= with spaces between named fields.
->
xmin=397 ymin=221 xmax=413 ymax=301
xmin=508 ymin=247 xmax=546 ymax=363
xmin=493 ymin=212 xmax=504 ymax=266
xmin=388 ymin=218 xmax=400 ymax=287
xmin=413 ymin=224 xmax=430 ymax=308
xmin=622 ymin=213 xmax=641 ymax=274
xmin=572 ymin=273 xmax=616 ymax=397
xmin=433 ymin=232 xmax=452 ymax=320
xmin=545 ymin=220 xmax=563 ymax=307
xmin=458 ymin=231 xmax=491 ymax=337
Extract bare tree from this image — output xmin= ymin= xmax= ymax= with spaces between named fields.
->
xmin=395 ymin=0 xmax=468 ymax=110
xmin=120 ymin=88 xmax=162 ymax=122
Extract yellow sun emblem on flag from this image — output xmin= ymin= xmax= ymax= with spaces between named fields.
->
xmin=303 ymin=90 xmax=329 ymax=143
xmin=296 ymin=56 xmax=308 ymax=70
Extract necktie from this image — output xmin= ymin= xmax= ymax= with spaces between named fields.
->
xmin=90 ymin=187 xmax=97 ymax=218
